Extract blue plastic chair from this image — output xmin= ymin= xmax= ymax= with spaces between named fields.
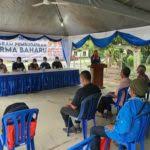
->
xmin=105 ymin=87 xmax=129 ymax=119
xmin=118 ymin=112 xmax=150 ymax=150
xmin=113 ymin=87 xmax=129 ymax=113
xmin=0 ymin=108 xmax=39 ymax=150
xmin=68 ymin=136 xmax=94 ymax=150
xmin=67 ymin=93 xmax=101 ymax=139
xmin=68 ymin=135 xmax=111 ymax=150
xmin=145 ymin=90 xmax=149 ymax=101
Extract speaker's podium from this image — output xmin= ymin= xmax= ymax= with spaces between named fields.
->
xmin=90 ymin=63 xmax=107 ymax=88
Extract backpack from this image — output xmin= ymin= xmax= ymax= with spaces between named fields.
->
xmin=3 ymin=102 xmax=29 ymax=116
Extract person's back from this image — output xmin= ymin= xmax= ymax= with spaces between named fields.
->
xmin=135 ymin=64 xmax=150 ymax=97
xmin=105 ymin=97 xmax=150 ymax=142
xmin=132 ymin=78 xmax=149 ymax=98
xmin=71 ymin=83 xmax=100 ymax=110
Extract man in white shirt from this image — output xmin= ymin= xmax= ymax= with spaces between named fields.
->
xmin=97 ymin=67 xmax=131 ymax=116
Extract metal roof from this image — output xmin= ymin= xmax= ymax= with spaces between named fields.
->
xmin=0 ymin=0 xmax=149 ymax=36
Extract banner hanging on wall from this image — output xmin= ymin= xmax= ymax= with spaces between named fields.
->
xmin=0 ymin=36 xmax=63 ymax=61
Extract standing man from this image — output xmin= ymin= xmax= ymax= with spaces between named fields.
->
xmin=0 ymin=58 xmax=7 ymax=73
xmin=12 ymin=57 xmax=25 ymax=72
xmin=40 ymin=57 xmax=51 ymax=70
xmin=60 ymin=70 xmax=101 ymax=133
xmin=91 ymin=50 xmax=101 ymax=65
xmin=52 ymin=56 xmax=63 ymax=69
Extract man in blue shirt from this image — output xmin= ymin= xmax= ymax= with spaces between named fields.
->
xmin=90 ymin=80 xmax=150 ymax=150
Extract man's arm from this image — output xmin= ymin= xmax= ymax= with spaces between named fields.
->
xmin=69 ymin=89 xmax=82 ymax=110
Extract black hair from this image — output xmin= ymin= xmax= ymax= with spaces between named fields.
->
xmin=80 ymin=70 xmax=91 ymax=81
xmin=0 ymin=58 xmax=3 ymax=62
xmin=55 ymin=56 xmax=59 ymax=59
xmin=43 ymin=57 xmax=47 ymax=60
xmin=122 ymin=67 xmax=131 ymax=78
xmin=33 ymin=58 xmax=37 ymax=62
xmin=17 ymin=57 xmax=21 ymax=61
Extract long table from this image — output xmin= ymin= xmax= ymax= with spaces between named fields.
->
xmin=0 ymin=69 xmax=80 ymax=96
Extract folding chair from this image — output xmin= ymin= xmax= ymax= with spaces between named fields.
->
xmin=0 ymin=108 xmax=39 ymax=150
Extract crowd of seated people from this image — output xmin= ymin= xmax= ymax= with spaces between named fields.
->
xmin=63 ymin=66 xmax=149 ymax=149
xmin=0 ymin=56 xmax=63 ymax=73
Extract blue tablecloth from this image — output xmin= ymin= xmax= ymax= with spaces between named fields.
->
xmin=0 ymin=69 xmax=80 ymax=96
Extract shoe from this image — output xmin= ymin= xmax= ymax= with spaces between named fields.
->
xmin=63 ymin=126 xmax=77 ymax=133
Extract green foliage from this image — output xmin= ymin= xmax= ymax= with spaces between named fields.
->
xmin=127 ymin=55 xmax=134 ymax=67
xmin=141 ymin=46 xmax=150 ymax=63
xmin=146 ymin=55 xmax=150 ymax=65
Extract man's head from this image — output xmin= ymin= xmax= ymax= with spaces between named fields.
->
xmin=93 ymin=50 xmax=98 ymax=56
xmin=137 ymin=65 xmax=146 ymax=75
xmin=0 ymin=58 xmax=3 ymax=64
xmin=80 ymin=70 xmax=91 ymax=86
xmin=43 ymin=57 xmax=47 ymax=62
xmin=33 ymin=58 xmax=37 ymax=64
xmin=120 ymin=67 xmax=131 ymax=79
xmin=17 ymin=57 xmax=21 ymax=63
xmin=55 ymin=56 xmax=59 ymax=61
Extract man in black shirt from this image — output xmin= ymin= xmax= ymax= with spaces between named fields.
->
xmin=60 ymin=70 xmax=101 ymax=133
xmin=52 ymin=57 xmax=63 ymax=69
xmin=12 ymin=57 xmax=25 ymax=72
xmin=40 ymin=57 xmax=51 ymax=70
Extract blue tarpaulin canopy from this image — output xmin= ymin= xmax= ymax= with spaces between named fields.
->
xmin=0 ymin=0 xmax=149 ymax=64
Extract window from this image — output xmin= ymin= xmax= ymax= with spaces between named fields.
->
xmin=74 ymin=51 xmax=77 ymax=56
xmin=83 ymin=51 xmax=86 ymax=56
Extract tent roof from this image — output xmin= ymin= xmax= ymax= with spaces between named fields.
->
xmin=0 ymin=0 xmax=150 ymax=36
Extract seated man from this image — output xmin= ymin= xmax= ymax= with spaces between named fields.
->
xmin=134 ymin=64 xmax=149 ymax=98
xmin=52 ymin=56 xmax=63 ymax=69
xmin=0 ymin=58 xmax=7 ymax=73
xmin=60 ymin=70 xmax=101 ymax=132
xmin=90 ymin=80 xmax=150 ymax=150
xmin=98 ymin=67 xmax=131 ymax=116
xmin=12 ymin=57 xmax=25 ymax=72
xmin=28 ymin=58 xmax=39 ymax=71
xmin=40 ymin=57 xmax=51 ymax=70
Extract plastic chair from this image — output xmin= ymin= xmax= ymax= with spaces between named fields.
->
xmin=104 ymin=87 xmax=129 ymax=119
xmin=145 ymin=90 xmax=149 ymax=101
xmin=68 ymin=136 xmax=94 ymax=150
xmin=0 ymin=108 xmax=39 ymax=150
xmin=118 ymin=112 xmax=150 ymax=150
xmin=67 ymin=93 xmax=101 ymax=139
xmin=114 ymin=87 xmax=129 ymax=112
